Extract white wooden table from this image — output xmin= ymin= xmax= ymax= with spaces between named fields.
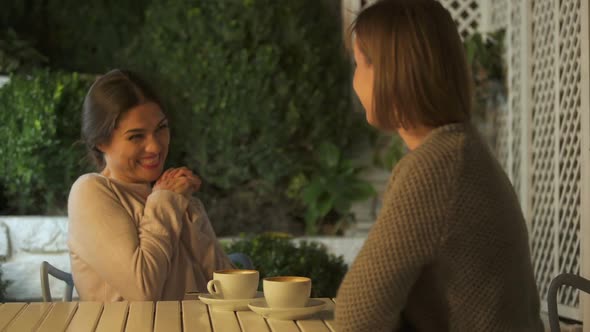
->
xmin=0 ymin=298 xmax=336 ymax=332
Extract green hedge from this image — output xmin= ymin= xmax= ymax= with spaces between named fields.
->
xmin=223 ymin=233 xmax=347 ymax=297
xmin=0 ymin=0 xmax=375 ymax=235
xmin=0 ymin=69 xmax=93 ymax=214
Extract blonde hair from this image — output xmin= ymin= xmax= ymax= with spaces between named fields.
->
xmin=350 ymin=0 xmax=472 ymax=130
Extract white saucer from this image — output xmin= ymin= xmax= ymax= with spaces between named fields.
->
xmin=198 ymin=291 xmax=264 ymax=311
xmin=248 ymin=299 xmax=327 ymax=320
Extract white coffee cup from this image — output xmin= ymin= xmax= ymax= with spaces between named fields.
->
xmin=207 ymin=269 xmax=259 ymax=299
xmin=263 ymin=276 xmax=311 ymax=308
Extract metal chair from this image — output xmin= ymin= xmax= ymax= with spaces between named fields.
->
xmin=40 ymin=253 xmax=254 ymax=302
xmin=40 ymin=261 xmax=74 ymax=302
xmin=228 ymin=252 xmax=255 ymax=269
xmin=547 ymin=273 xmax=590 ymax=331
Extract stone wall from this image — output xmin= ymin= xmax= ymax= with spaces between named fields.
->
xmin=0 ymin=216 xmax=366 ymax=301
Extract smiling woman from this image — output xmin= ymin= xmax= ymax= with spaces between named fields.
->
xmin=67 ymin=69 xmax=233 ymax=301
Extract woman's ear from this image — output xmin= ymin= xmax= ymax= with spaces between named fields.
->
xmin=95 ymin=143 xmax=106 ymax=153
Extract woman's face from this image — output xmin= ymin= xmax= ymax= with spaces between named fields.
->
xmin=353 ymin=39 xmax=377 ymax=126
xmin=98 ymin=102 xmax=170 ymax=184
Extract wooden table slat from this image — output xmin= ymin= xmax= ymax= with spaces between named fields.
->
xmin=266 ymin=318 xmax=301 ymax=332
xmin=297 ymin=320 xmax=331 ymax=332
xmin=5 ymin=302 xmax=53 ymax=332
xmin=236 ymin=310 xmax=270 ymax=332
xmin=37 ymin=302 xmax=79 ymax=332
xmin=209 ymin=307 xmax=241 ymax=332
xmin=296 ymin=298 xmax=334 ymax=332
xmin=317 ymin=298 xmax=336 ymax=332
xmin=0 ymin=303 xmax=27 ymax=330
xmin=154 ymin=301 xmax=181 ymax=332
xmin=181 ymin=300 xmax=212 ymax=332
xmin=95 ymin=301 xmax=129 ymax=332
xmin=0 ymin=298 xmax=335 ymax=332
xmin=66 ymin=302 xmax=104 ymax=332
xmin=125 ymin=301 xmax=154 ymax=332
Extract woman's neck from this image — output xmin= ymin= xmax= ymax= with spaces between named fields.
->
xmin=397 ymin=125 xmax=434 ymax=151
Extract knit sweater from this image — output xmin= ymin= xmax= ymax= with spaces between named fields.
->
xmin=67 ymin=173 xmax=233 ymax=301
xmin=335 ymin=123 xmax=543 ymax=331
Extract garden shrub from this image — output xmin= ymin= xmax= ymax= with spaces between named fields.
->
xmin=222 ymin=233 xmax=348 ymax=298
xmin=0 ymin=69 xmax=94 ymax=214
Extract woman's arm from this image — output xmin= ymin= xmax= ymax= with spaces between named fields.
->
xmin=68 ymin=174 xmax=189 ymax=300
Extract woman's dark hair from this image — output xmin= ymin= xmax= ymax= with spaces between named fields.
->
xmin=81 ymin=69 xmax=164 ymax=170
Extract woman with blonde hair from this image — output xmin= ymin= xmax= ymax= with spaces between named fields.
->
xmin=335 ymin=1 xmax=543 ymax=331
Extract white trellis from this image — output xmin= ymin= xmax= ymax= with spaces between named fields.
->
xmin=487 ymin=0 xmax=590 ymax=324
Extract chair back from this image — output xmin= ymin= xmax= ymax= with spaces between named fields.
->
xmin=228 ymin=252 xmax=255 ymax=270
xmin=547 ymin=273 xmax=590 ymax=331
xmin=40 ymin=261 xmax=74 ymax=302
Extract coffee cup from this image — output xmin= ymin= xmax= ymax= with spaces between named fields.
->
xmin=207 ymin=269 xmax=259 ymax=299
xmin=263 ymin=276 xmax=311 ymax=308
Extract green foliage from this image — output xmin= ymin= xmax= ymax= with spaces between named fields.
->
xmin=0 ymin=69 xmax=93 ymax=214
xmin=0 ymin=28 xmax=47 ymax=74
xmin=0 ymin=264 xmax=11 ymax=301
xmin=464 ymin=29 xmax=506 ymax=84
xmin=124 ymin=0 xmax=366 ymax=189
xmin=0 ymin=0 xmax=375 ymax=236
xmin=119 ymin=0 xmax=370 ymax=234
xmin=41 ymin=0 xmax=153 ymax=72
xmin=289 ymin=142 xmax=375 ymax=235
xmin=222 ymin=233 xmax=348 ymax=297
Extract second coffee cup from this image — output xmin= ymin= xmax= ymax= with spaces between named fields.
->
xmin=263 ymin=276 xmax=311 ymax=308
xmin=207 ymin=269 xmax=259 ymax=300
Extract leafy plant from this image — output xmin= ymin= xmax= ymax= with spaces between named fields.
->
xmin=289 ymin=142 xmax=376 ymax=235
xmin=222 ymin=233 xmax=348 ymax=297
xmin=0 ymin=69 xmax=93 ymax=214
xmin=0 ymin=28 xmax=47 ymax=74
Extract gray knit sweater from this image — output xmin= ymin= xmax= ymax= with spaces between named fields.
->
xmin=335 ymin=123 xmax=543 ymax=331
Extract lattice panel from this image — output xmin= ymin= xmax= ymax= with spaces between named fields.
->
xmin=508 ymin=1 xmax=522 ymax=198
xmin=494 ymin=107 xmax=510 ymax=172
xmin=488 ymin=0 xmax=509 ymax=32
xmin=556 ymin=0 xmax=581 ymax=307
xmin=438 ymin=0 xmax=480 ymax=38
xmin=529 ymin=0 xmax=583 ymax=316
xmin=530 ymin=0 xmax=557 ymax=307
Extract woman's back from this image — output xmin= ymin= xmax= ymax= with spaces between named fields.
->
xmin=335 ymin=123 xmax=543 ymax=331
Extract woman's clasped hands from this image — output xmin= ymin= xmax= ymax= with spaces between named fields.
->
xmin=153 ymin=167 xmax=201 ymax=198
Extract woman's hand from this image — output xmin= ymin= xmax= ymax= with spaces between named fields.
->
xmin=153 ymin=167 xmax=201 ymax=198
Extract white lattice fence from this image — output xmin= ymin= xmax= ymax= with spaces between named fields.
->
xmin=342 ymin=0 xmax=483 ymax=39
xmin=492 ymin=0 xmax=590 ymax=322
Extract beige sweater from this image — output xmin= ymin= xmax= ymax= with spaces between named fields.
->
xmin=335 ymin=123 xmax=543 ymax=331
xmin=67 ymin=173 xmax=233 ymax=301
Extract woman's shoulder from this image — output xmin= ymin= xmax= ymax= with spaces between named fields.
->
xmin=69 ymin=173 xmax=115 ymax=200
xmin=71 ymin=173 xmax=109 ymax=190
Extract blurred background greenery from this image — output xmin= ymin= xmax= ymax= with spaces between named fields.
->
xmin=0 ymin=0 xmax=405 ymax=236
